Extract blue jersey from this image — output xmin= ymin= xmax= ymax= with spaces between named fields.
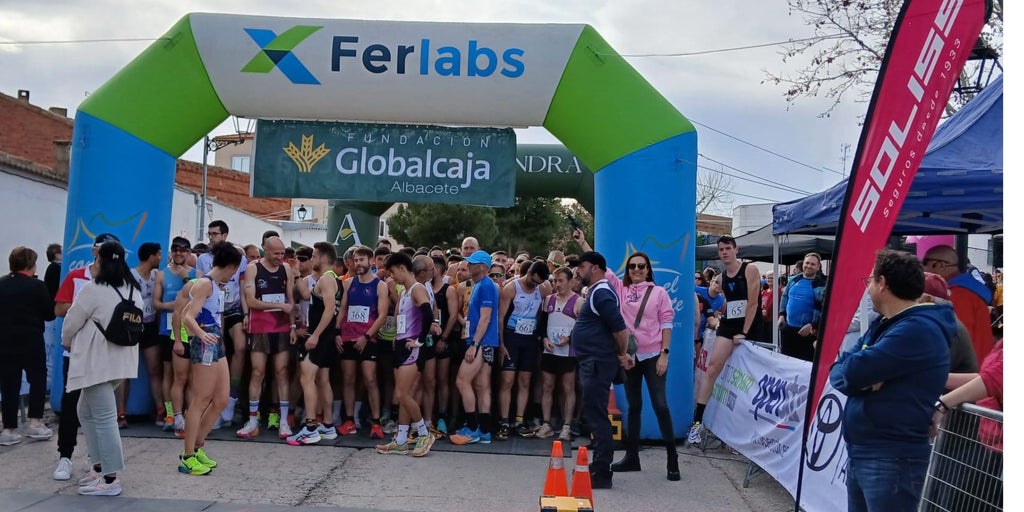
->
xmin=467 ymin=277 xmax=500 ymax=347
xmin=160 ymin=267 xmax=196 ymax=335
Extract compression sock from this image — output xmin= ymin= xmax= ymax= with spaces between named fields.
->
xmin=694 ymin=403 xmax=707 ymax=423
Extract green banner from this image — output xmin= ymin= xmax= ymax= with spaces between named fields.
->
xmin=253 ymin=120 xmax=516 ymax=207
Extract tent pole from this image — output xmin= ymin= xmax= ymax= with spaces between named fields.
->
xmin=772 ymin=235 xmax=780 ymax=351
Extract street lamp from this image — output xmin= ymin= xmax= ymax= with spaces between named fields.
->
xmin=297 ymin=204 xmax=309 ymax=222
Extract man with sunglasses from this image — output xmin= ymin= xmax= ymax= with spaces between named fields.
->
xmin=152 ymin=237 xmax=196 ymax=433
xmin=921 ymin=245 xmax=994 ymax=361
xmin=495 ymin=260 xmax=551 ymax=440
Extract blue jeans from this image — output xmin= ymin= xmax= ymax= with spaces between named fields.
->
xmin=847 ymin=456 xmax=928 ymax=512
xmin=578 ymin=358 xmax=619 ymax=471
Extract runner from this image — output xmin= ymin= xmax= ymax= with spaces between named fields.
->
xmin=536 ymin=267 xmax=581 ymax=441
xmin=430 ymin=255 xmax=460 ymax=436
xmin=152 ymin=237 xmax=196 ymax=435
xmin=131 ymin=242 xmax=165 ymax=427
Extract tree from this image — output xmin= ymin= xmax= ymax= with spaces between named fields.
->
xmin=386 ymin=203 xmax=498 ymax=250
xmin=763 ymin=0 xmax=1003 ymax=117
xmin=550 ymin=201 xmax=594 ymax=256
xmin=493 ymin=197 xmax=564 ymax=257
xmin=697 ymin=168 xmax=733 ymax=215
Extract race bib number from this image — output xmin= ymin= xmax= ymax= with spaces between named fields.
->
xmin=463 ymin=320 xmax=471 ymax=339
xmin=384 ymin=315 xmax=396 ymax=332
xmin=219 ymin=290 xmax=228 ymax=310
xmin=514 ymin=318 xmax=537 ymax=335
xmin=263 ymin=293 xmax=285 ymax=304
xmin=166 ymin=312 xmax=174 ymax=327
xmin=348 ymin=305 xmax=370 ymax=323
xmin=396 ymin=315 xmax=407 ymax=335
xmin=549 ymin=327 xmax=569 ymax=342
xmin=143 ymin=301 xmax=155 ymax=318
xmin=726 ymin=300 xmax=748 ymax=319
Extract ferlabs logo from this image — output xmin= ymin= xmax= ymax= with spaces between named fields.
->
xmin=283 ymin=134 xmax=331 ymax=173
xmin=242 ymin=26 xmax=323 ymax=84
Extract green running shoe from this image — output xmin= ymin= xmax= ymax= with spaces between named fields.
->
xmin=178 ymin=454 xmax=212 ymax=476
xmin=268 ymin=412 xmax=281 ymax=430
xmin=195 ymin=448 xmax=218 ymax=468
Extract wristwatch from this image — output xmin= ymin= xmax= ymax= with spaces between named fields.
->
xmin=662 ymin=348 xmax=670 ymax=355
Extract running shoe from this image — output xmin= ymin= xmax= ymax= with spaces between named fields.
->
xmin=173 ymin=417 xmax=185 ymax=438
xmin=178 ymin=454 xmax=212 ymax=476
xmin=534 ymin=423 xmax=554 ymax=439
xmin=558 ymin=425 xmax=573 ymax=442
xmin=495 ymin=423 xmax=511 ymax=441
xmin=286 ymin=426 xmax=322 ymax=446
xmin=478 ymin=432 xmax=492 ymax=444
xmin=77 ymin=478 xmax=121 ymax=496
xmin=428 ymin=425 xmax=445 ymax=440
xmin=449 ymin=427 xmax=479 ymax=446
xmin=26 ymin=424 xmax=53 ymax=440
xmin=77 ymin=469 xmax=102 ymax=487
xmin=515 ymin=422 xmax=537 ymax=438
xmin=0 ymin=431 xmax=22 ymax=446
xmin=369 ymin=423 xmax=385 ymax=440
xmin=195 ymin=448 xmax=218 ymax=468
xmin=220 ymin=397 xmax=237 ymax=423
xmin=53 ymin=457 xmax=72 ymax=480
xmin=687 ymin=421 xmax=704 ymax=445
xmin=436 ymin=418 xmax=448 ymax=436
xmin=338 ymin=420 xmax=358 ymax=436
xmin=375 ymin=439 xmax=410 ymax=455
xmin=318 ymin=424 xmax=338 ymax=440
xmin=162 ymin=416 xmax=175 ymax=431
xmin=268 ymin=412 xmax=281 ymax=431
xmin=382 ymin=419 xmax=398 ymax=434
xmin=411 ymin=432 xmax=436 ymax=457
xmin=278 ymin=422 xmax=293 ymax=440
xmin=117 ymin=414 xmax=128 ymax=429
xmin=236 ymin=417 xmax=260 ymax=439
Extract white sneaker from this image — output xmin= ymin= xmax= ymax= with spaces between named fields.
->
xmin=53 ymin=457 xmax=72 ymax=480
xmin=78 ymin=478 xmax=121 ymax=496
xmin=0 ymin=431 xmax=22 ymax=446
xmin=236 ymin=417 xmax=260 ymax=439
xmin=558 ymin=425 xmax=573 ymax=442
xmin=687 ymin=422 xmax=705 ymax=445
xmin=78 ymin=469 xmax=102 ymax=487
xmin=26 ymin=425 xmax=53 ymax=440
xmin=317 ymin=424 xmax=338 ymax=440
xmin=278 ymin=422 xmax=293 ymax=439
xmin=382 ymin=419 xmax=398 ymax=434
xmin=220 ymin=397 xmax=238 ymax=423
xmin=286 ymin=426 xmax=321 ymax=446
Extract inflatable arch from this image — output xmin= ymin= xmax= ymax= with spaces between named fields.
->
xmin=60 ymin=14 xmax=697 ymax=439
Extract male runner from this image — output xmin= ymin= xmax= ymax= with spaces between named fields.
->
xmin=430 ymin=255 xmax=460 ymax=435
xmin=132 ymin=242 xmax=165 ymax=426
xmin=152 ymin=237 xmax=196 ymax=434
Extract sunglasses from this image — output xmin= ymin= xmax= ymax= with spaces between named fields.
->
xmin=628 ymin=263 xmax=648 ymax=270
xmin=548 ymin=261 xmax=564 ymax=268
xmin=489 ymin=272 xmax=504 ymax=279
xmin=297 ymin=256 xmax=310 ymax=262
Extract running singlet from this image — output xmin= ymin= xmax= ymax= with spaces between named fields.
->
xmin=721 ymin=262 xmax=752 ymax=332
xmin=505 ymin=279 xmax=543 ymax=335
xmin=131 ymin=268 xmax=157 ymax=323
xmin=544 ymin=294 xmax=580 ymax=357
xmin=249 ymin=262 xmax=290 ymax=334
xmin=197 ymin=252 xmax=247 ymax=311
xmin=377 ymin=283 xmax=402 ymax=343
xmin=340 ymin=276 xmax=381 ymax=341
xmin=191 ymin=276 xmax=223 ymax=327
xmin=395 ymin=282 xmax=425 ymax=341
xmin=309 ymin=271 xmax=340 ymax=337
xmin=160 ymin=267 xmax=197 ymax=335
xmin=434 ymin=283 xmax=451 ymax=332
xmin=299 ymin=274 xmax=315 ymax=327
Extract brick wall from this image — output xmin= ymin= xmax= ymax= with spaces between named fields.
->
xmin=175 ymin=160 xmax=290 ymax=219
xmin=0 ymin=92 xmax=73 ymax=178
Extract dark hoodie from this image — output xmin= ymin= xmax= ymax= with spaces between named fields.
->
xmin=829 ymin=303 xmax=955 ymax=460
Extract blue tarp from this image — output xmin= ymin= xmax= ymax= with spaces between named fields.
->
xmin=773 ymin=75 xmax=1003 ymax=236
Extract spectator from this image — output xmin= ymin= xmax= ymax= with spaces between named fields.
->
xmin=922 ymin=245 xmax=994 ymax=361
xmin=42 ymin=243 xmax=63 ymax=392
xmin=778 ymin=253 xmax=826 ymax=361
xmin=829 ymin=250 xmax=954 ymax=512
xmin=0 ymin=247 xmax=56 ymax=446
xmin=920 ymin=272 xmax=977 ymax=374
xmin=61 ymin=241 xmax=143 ymax=496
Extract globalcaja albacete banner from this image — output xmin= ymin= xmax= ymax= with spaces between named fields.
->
xmin=252 ymin=120 xmax=516 ymax=207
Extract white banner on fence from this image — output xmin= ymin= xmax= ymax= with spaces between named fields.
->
xmin=702 ymin=339 xmax=848 ymax=512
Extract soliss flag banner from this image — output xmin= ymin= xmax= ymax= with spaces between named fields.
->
xmin=798 ymin=0 xmax=991 ymax=509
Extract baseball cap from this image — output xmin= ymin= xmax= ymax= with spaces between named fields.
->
xmin=93 ymin=233 xmax=120 ymax=247
xmin=923 ymin=272 xmax=951 ymax=299
xmin=171 ymin=237 xmax=192 ymax=250
xmin=466 ymin=250 xmax=492 ymax=267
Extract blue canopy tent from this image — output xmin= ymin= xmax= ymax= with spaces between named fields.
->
xmin=773 ymin=75 xmax=1003 ymax=236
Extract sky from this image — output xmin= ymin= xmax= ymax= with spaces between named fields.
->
xmin=0 ymin=0 xmax=974 ymax=220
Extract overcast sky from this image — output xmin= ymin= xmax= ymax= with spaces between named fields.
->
xmin=1 ymin=0 xmax=896 ymax=217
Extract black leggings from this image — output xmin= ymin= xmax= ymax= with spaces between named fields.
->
xmin=623 ymin=356 xmax=676 ymax=454
xmin=57 ymin=356 xmax=81 ymax=459
xmin=0 ymin=345 xmax=47 ymax=428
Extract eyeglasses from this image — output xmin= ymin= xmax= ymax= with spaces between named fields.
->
xmin=297 ymin=256 xmax=310 ymax=262
xmin=861 ymin=275 xmax=874 ymax=286
xmin=532 ymin=275 xmax=547 ymax=285
xmin=489 ymin=273 xmax=504 ymax=279
xmin=628 ymin=263 xmax=648 ymax=270
xmin=922 ymin=258 xmax=954 ymax=267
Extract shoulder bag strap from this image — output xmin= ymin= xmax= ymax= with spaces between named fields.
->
xmin=634 ymin=287 xmax=654 ymax=328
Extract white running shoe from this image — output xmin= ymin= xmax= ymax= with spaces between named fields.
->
xmin=220 ymin=397 xmax=237 ymax=423
xmin=278 ymin=422 xmax=293 ymax=440
xmin=26 ymin=425 xmax=53 ymax=440
xmin=317 ymin=424 xmax=338 ymax=440
xmin=53 ymin=457 xmax=72 ymax=481
xmin=236 ymin=417 xmax=260 ymax=439
xmin=687 ymin=422 xmax=705 ymax=445
xmin=0 ymin=431 xmax=22 ymax=446
xmin=78 ymin=469 xmax=102 ymax=487
xmin=78 ymin=478 xmax=121 ymax=496
xmin=286 ymin=426 xmax=322 ymax=446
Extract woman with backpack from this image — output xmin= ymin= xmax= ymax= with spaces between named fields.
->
xmin=60 ymin=241 xmax=143 ymax=496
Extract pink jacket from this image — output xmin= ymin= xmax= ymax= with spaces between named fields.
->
xmin=605 ymin=270 xmax=674 ymax=355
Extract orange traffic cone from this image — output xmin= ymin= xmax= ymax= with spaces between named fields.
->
xmin=543 ymin=440 xmax=569 ymax=497
xmin=608 ymin=389 xmax=621 ymax=416
xmin=570 ymin=446 xmax=594 ymax=507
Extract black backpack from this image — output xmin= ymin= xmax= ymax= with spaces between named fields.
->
xmin=93 ymin=285 xmax=144 ymax=347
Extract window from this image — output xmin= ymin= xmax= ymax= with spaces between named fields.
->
xmin=231 ymin=155 xmax=251 ymax=173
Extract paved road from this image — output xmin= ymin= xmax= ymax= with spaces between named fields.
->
xmin=0 ymin=429 xmax=796 ymax=511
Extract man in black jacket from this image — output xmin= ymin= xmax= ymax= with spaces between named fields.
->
xmin=0 ymin=246 xmax=56 ymax=445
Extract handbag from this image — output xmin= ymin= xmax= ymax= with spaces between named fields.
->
xmin=627 ymin=287 xmax=654 ymax=356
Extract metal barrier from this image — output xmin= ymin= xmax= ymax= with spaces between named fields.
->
xmin=920 ymin=403 xmax=1003 ymax=511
